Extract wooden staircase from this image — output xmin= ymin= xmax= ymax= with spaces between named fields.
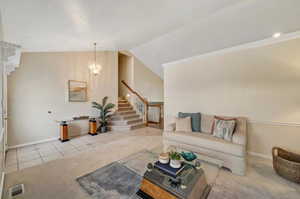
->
xmin=108 ymin=99 xmax=146 ymax=131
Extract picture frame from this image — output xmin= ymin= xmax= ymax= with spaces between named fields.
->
xmin=68 ymin=80 xmax=87 ymax=102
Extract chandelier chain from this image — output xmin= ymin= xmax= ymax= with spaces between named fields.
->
xmin=94 ymin=42 xmax=97 ymax=65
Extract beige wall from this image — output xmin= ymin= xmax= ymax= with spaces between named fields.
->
xmin=133 ymin=57 xmax=163 ymax=102
xmin=118 ymin=51 xmax=164 ymax=102
xmin=118 ymin=53 xmax=133 ymax=98
xmin=0 ymin=11 xmax=4 ymax=177
xmin=164 ymin=38 xmax=300 ymax=157
xmin=0 ymin=12 xmax=4 ymax=129
xmin=0 ymin=12 xmax=3 ymax=41
xmin=8 ymin=51 xmax=118 ymax=147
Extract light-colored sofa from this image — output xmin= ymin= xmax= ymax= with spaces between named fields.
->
xmin=163 ymin=114 xmax=247 ymax=175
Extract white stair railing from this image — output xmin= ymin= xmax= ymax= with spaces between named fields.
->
xmin=0 ymin=41 xmax=21 ymax=75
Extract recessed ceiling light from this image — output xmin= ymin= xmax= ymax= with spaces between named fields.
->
xmin=272 ymin=32 xmax=281 ymax=38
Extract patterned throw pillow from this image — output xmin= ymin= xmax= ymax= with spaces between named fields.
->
xmin=212 ymin=116 xmax=236 ymax=141
xmin=175 ymin=117 xmax=192 ymax=132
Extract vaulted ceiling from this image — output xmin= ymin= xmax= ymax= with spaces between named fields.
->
xmin=1 ymin=0 xmax=300 ymax=78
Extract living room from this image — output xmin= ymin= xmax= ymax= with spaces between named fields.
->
xmin=1 ymin=0 xmax=300 ymax=199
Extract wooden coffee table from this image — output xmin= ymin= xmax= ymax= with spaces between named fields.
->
xmin=137 ymin=163 xmax=210 ymax=199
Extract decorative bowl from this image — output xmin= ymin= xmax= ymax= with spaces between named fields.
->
xmin=159 ymin=153 xmax=170 ymax=164
xmin=159 ymin=158 xmax=169 ymax=164
xmin=181 ymin=152 xmax=197 ymax=162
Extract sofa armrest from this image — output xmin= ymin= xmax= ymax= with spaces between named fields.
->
xmin=232 ymin=117 xmax=247 ymax=146
xmin=164 ymin=122 xmax=176 ymax=132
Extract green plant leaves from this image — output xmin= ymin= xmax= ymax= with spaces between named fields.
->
xmin=169 ymin=151 xmax=181 ymax=160
xmin=104 ymin=103 xmax=115 ymax=111
xmin=102 ymin=96 xmax=108 ymax=107
xmin=91 ymin=97 xmax=115 ymax=128
xmin=92 ymin=101 xmax=103 ymax=111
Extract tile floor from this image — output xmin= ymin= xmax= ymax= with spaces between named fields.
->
xmin=5 ymin=134 xmax=103 ymax=173
xmin=4 ymin=128 xmax=164 ymax=199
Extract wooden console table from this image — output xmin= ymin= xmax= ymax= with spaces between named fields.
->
xmin=55 ymin=116 xmax=98 ymax=142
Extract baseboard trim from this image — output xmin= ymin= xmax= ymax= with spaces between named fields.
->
xmin=248 ymin=151 xmax=272 ymax=160
xmin=8 ymin=137 xmax=60 ymax=149
xmin=0 ymin=172 xmax=5 ymax=199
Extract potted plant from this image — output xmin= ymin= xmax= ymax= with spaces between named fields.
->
xmin=92 ymin=96 xmax=115 ymax=133
xmin=169 ymin=151 xmax=182 ymax=168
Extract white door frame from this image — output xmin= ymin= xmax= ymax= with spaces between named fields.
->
xmin=2 ymin=67 xmax=7 ymax=154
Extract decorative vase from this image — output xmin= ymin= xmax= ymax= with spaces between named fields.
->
xmin=159 ymin=153 xmax=170 ymax=164
xmin=181 ymin=151 xmax=197 ymax=162
xmin=101 ymin=126 xmax=107 ymax=133
xmin=170 ymin=159 xmax=181 ymax=168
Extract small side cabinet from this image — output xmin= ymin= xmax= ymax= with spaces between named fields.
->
xmin=60 ymin=121 xmax=69 ymax=142
xmin=89 ymin=118 xmax=98 ymax=136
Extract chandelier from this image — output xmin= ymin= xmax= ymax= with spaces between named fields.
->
xmin=89 ymin=43 xmax=102 ymax=75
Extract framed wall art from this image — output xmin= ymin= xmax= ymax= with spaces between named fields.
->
xmin=68 ymin=80 xmax=87 ymax=102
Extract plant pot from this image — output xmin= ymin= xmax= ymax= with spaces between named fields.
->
xmin=159 ymin=153 xmax=170 ymax=164
xmin=170 ymin=159 xmax=181 ymax=168
xmin=100 ymin=126 xmax=108 ymax=133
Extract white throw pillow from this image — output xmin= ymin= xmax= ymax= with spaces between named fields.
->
xmin=175 ymin=117 xmax=192 ymax=132
xmin=212 ymin=117 xmax=236 ymax=141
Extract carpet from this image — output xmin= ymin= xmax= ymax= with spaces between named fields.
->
xmin=207 ymin=159 xmax=300 ymax=199
xmin=77 ymin=150 xmax=219 ymax=199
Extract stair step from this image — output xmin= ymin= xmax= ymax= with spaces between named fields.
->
xmin=118 ymin=107 xmax=133 ymax=111
xmin=109 ymin=118 xmax=143 ymax=125
xmin=131 ymin=122 xmax=146 ymax=130
xmin=109 ymin=121 xmax=126 ymax=125
xmin=118 ymin=100 xmax=128 ymax=103
xmin=127 ymin=118 xmax=143 ymax=124
xmin=118 ymin=110 xmax=136 ymax=115
xmin=108 ymin=125 xmax=131 ymax=131
xmin=110 ymin=115 xmax=122 ymax=120
xmin=111 ymin=113 xmax=140 ymax=120
xmin=108 ymin=122 xmax=146 ymax=131
xmin=118 ymin=103 xmax=131 ymax=107
xmin=123 ymin=114 xmax=140 ymax=120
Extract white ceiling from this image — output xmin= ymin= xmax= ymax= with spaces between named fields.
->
xmin=131 ymin=0 xmax=300 ymax=78
xmin=1 ymin=0 xmax=300 ymax=78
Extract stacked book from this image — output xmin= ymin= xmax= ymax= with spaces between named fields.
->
xmin=154 ymin=161 xmax=186 ymax=178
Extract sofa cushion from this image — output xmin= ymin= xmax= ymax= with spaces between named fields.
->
xmin=178 ymin=112 xmax=201 ymax=132
xmin=212 ymin=116 xmax=236 ymax=141
xmin=164 ymin=131 xmax=245 ymax=157
xmin=175 ymin=117 xmax=192 ymax=132
xmin=201 ymin=114 xmax=214 ymax=134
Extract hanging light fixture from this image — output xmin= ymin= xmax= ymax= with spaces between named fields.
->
xmin=89 ymin=42 xmax=102 ymax=75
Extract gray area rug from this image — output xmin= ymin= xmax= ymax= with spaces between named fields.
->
xmin=118 ymin=150 xmax=159 ymax=176
xmin=77 ymin=162 xmax=142 ymax=199
xmin=76 ymin=150 xmax=158 ymax=199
